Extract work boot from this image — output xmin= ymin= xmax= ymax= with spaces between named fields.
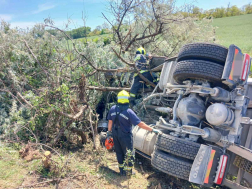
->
xmin=119 ymin=168 xmax=126 ymax=176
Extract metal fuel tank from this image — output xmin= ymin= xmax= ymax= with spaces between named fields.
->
xmin=132 ymin=126 xmax=157 ymax=156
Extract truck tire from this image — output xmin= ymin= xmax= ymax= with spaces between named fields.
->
xmin=155 ymin=134 xmax=200 ymax=160
xmin=173 ymin=59 xmax=224 ymax=84
xmin=151 ymin=149 xmax=192 ymax=180
xmin=177 ymin=43 xmax=228 ymax=64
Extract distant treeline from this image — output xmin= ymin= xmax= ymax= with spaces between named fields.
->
xmin=47 ymin=23 xmax=111 ymax=39
xmin=47 ymin=3 xmax=252 ymax=40
xmin=182 ymin=3 xmax=252 ymax=19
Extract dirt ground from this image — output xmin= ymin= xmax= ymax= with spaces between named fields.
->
xmin=0 ymin=142 xmax=227 ymax=189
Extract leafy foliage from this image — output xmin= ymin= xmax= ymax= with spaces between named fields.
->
xmin=0 ymin=0 xmax=215 ymax=146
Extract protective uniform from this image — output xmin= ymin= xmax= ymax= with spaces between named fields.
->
xmin=130 ymin=47 xmax=158 ymax=105
xmin=107 ymin=91 xmax=141 ymax=175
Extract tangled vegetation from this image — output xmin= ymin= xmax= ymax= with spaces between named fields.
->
xmin=0 ymin=0 xmax=215 ymax=149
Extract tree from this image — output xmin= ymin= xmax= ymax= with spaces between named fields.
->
xmin=244 ymin=3 xmax=252 ymax=14
xmin=102 ymin=0 xmax=215 ymax=57
xmin=69 ymin=26 xmax=91 ymax=39
xmin=96 ymin=25 xmax=102 ymax=31
xmin=230 ymin=5 xmax=241 ymax=16
xmin=192 ymin=6 xmax=201 ymax=15
xmin=46 ymin=29 xmax=57 ymax=36
xmin=226 ymin=2 xmax=231 ymax=17
xmin=102 ymin=22 xmax=110 ymax=29
xmin=0 ymin=21 xmax=10 ymax=33
xmin=213 ymin=7 xmax=226 ymax=18
xmin=0 ymin=1 xmax=215 ymax=149
xmin=101 ymin=29 xmax=106 ymax=35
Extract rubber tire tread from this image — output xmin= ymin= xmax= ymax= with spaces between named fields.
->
xmin=177 ymin=43 xmax=228 ymax=64
xmin=151 ymin=149 xmax=192 ymax=180
xmin=155 ymin=134 xmax=200 ymax=160
xmin=173 ymin=59 xmax=224 ymax=84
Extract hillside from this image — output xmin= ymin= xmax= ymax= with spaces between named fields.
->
xmin=66 ymin=14 xmax=252 ymax=56
xmin=213 ymin=14 xmax=252 ymax=55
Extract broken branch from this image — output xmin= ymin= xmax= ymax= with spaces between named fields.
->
xmin=55 ymin=105 xmax=87 ymax=120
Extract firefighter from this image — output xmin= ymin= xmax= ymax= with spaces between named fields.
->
xmin=107 ymin=90 xmax=161 ymax=176
xmin=129 ymin=47 xmax=158 ymax=106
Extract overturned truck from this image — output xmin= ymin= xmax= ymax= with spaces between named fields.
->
xmin=102 ymin=43 xmax=252 ymax=188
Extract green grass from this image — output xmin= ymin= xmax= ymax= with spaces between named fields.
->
xmin=213 ymin=14 xmax=252 ymax=55
xmin=0 ymin=144 xmax=41 ymax=188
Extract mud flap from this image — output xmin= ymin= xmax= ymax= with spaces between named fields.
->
xmin=189 ymin=144 xmax=212 ymax=185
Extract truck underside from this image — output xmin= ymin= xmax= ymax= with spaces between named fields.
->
xmin=100 ymin=43 xmax=252 ymax=189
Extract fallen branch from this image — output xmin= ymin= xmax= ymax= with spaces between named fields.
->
xmin=45 ymin=24 xmax=98 ymax=71
xmin=0 ymin=89 xmax=24 ymax=106
xmin=55 ymin=105 xmax=87 ymax=120
xmin=89 ymin=108 xmax=97 ymax=150
xmin=124 ymin=33 xmax=139 ymax=52
xmin=111 ymin=48 xmax=156 ymax=88
xmin=71 ymin=127 xmax=87 ymax=144
xmin=22 ymin=40 xmax=49 ymax=77
xmin=30 ymin=143 xmax=63 ymax=161
xmin=97 ymin=68 xmax=132 ymax=73
xmin=88 ymin=86 xmax=130 ymax=91
xmin=111 ymin=48 xmax=134 ymax=66
xmin=17 ymin=92 xmax=34 ymax=109
xmin=53 ymin=120 xmax=73 ymax=145
xmin=45 ymin=24 xmax=131 ymax=74
xmin=18 ymin=179 xmax=55 ymax=188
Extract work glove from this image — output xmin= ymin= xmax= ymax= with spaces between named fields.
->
xmin=106 ymin=131 xmax=112 ymax=138
xmin=152 ymin=128 xmax=161 ymax=134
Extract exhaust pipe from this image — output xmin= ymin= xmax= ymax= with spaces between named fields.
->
xmin=181 ymin=125 xmax=222 ymax=143
xmin=202 ymin=128 xmax=222 ymax=143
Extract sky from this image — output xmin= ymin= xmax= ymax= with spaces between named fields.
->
xmin=0 ymin=0 xmax=251 ymax=30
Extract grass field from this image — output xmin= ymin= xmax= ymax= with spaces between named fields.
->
xmin=213 ymin=14 xmax=252 ymax=55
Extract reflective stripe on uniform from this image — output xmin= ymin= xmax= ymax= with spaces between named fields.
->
xmin=111 ymin=112 xmax=129 ymax=120
xmin=120 ymin=113 xmax=129 ymax=120
xmin=140 ymin=70 xmax=148 ymax=73
xmin=134 ymin=70 xmax=149 ymax=77
xmin=118 ymin=96 xmax=129 ymax=99
xmin=134 ymin=56 xmax=141 ymax=61
xmin=119 ymin=164 xmax=124 ymax=168
xmin=130 ymin=93 xmax=136 ymax=97
xmin=124 ymin=166 xmax=133 ymax=170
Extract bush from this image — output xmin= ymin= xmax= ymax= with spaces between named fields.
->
xmin=103 ymin=37 xmax=110 ymax=45
xmin=93 ymin=37 xmax=99 ymax=43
